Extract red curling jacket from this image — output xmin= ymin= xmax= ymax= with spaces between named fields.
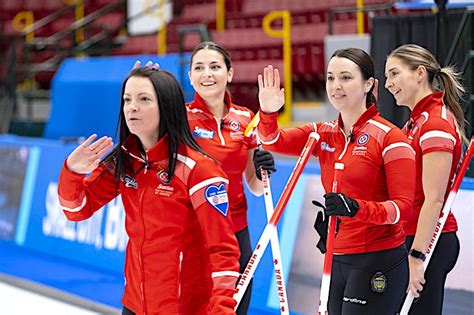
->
xmin=186 ymin=92 xmax=257 ymax=232
xmin=58 ymin=135 xmax=240 ymax=315
xmin=401 ymin=92 xmax=460 ymax=235
xmin=258 ymin=105 xmax=416 ymax=254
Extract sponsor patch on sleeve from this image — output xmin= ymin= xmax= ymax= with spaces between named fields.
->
xmin=205 ymin=183 xmax=229 ymax=216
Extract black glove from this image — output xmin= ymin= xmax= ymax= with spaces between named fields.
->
xmin=253 ymin=149 xmax=276 ymax=181
xmin=324 ymin=192 xmax=359 ymax=218
xmin=312 ymin=200 xmax=328 ymax=254
xmin=312 ymin=199 xmax=342 ymax=254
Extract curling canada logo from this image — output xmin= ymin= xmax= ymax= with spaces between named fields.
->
xmin=157 ymin=170 xmax=170 ymax=184
xmin=352 ymin=133 xmax=369 ymax=156
xmin=155 ymin=171 xmax=174 ymax=196
xmin=357 ymin=133 xmax=370 ymax=145
xmin=228 ymin=120 xmax=240 ymax=131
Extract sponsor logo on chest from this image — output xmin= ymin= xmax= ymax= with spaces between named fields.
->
xmin=154 ymin=170 xmax=174 ymax=196
xmin=121 ymin=174 xmax=138 ymax=189
xmin=228 ymin=120 xmax=244 ymax=140
xmin=193 ymin=126 xmax=215 ymax=139
xmin=320 ymin=142 xmax=336 ymax=152
xmin=352 ymin=133 xmax=369 ymax=156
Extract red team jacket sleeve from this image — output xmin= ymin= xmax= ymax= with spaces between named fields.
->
xmin=419 ymin=117 xmax=457 ymax=155
xmin=58 ymin=160 xmax=119 ymax=221
xmin=188 ymin=158 xmax=240 ymax=314
xmin=246 ymin=111 xmax=258 ymax=150
xmin=354 ymin=128 xmax=416 ymax=225
xmin=257 ymin=110 xmax=317 ymax=156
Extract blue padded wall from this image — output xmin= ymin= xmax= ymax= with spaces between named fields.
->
xmin=44 ymin=54 xmax=192 ymax=140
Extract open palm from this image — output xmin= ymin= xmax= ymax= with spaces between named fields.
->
xmin=258 ymin=65 xmax=285 ymax=113
xmin=66 ymin=134 xmax=114 ymax=174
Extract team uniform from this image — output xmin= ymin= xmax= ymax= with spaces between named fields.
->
xmin=187 ymin=92 xmax=257 ymax=314
xmin=401 ymin=92 xmax=461 ymax=314
xmin=58 ymin=134 xmax=240 ymax=315
xmin=258 ymin=105 xmax=416 ymax=314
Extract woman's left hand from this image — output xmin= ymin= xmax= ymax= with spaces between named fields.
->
xmin=408 ymin=256 xmax=426 ymax=298
xmin=258 ymin=65 xmax=285 ymax=113
xmin=132 ymin=60 xmax=160 ymax=70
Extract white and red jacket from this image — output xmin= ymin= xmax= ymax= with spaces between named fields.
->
xmin=58 ymin=135 xmax=240 ymax=315
xmin=186 ymin=92 xmax=257 ymax=232
xmin=401 ymin=92 xmax=460 ymax=235
xmin=258 ymin=105 xmax=416 ymax=254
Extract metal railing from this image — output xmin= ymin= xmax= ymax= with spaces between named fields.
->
xmin=327 ymin=2 xmax=394 ymax=35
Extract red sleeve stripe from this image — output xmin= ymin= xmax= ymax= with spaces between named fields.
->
xmin=382 ymin=142 xmax=416 ymax=163
xmin=190 ymin=190 xmax=206 ymax=208
xmin=230 ymin=107 xmax=251 ymax=118
xmin=187 ymin=107 xmax=204 ymax=114
xmin=421 ymin=137 xmax=455 ymax=153
xmin=368 ymin=119 xmax=391 ymax=133
xmin=212 ymin=271 xmax=240 ymax=278
xmin=441 ymin=105 xmax=447 ymax=120
xmin=176 ymin=154 xmax=196 ymax=170
xmin=382 ymin=200 xmax=400 ymax=224
xmin=59 ymin=195 xmax=87 ymax=213
xmin=212 ymin=272 xmax=239 ymax=289
xmin=189 ymin=177 xmax=229 ymax=195
xmin=420 ymin=130 xmax=456 ymax=147
xmin=258 ymin=131 xmax=280 ymax=145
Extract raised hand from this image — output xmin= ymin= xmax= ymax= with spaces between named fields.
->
xmin=66 ymin=134 xmax=114 ymax=174
xmin=257 ymin=65 xmax=285 ymax=114
xmin=133 ymin=60 xmax=160 ymax=70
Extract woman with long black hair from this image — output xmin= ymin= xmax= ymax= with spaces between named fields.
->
xmin=58 ymin=67 xmax=240 ymax=314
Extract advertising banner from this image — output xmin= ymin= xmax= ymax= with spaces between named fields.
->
xmin=0 ymin=147 xmax=29 ymax=240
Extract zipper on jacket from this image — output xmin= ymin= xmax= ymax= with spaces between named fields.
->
xmin=138 ymin=180 xmax=148 ymax=314
xmin=337 ymin=127 xmax=352 ymax=161
xmin=214 ymin=116 xmax=226 ymax=145
xmin=178 ymin=251 xmax=183 ymax=299
xmin=138 ymin=252 xmax=146 ymax=315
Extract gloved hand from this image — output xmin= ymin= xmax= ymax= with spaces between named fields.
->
xmin=312 ymin=200 xmax=342 ymax=254
xmin=312 ymin=200 xmax=328 ymax=254
xmin=323 ymin=192 xmax=359 ymax=218
xmin=253 ymin=149 xmax=276 ymax=181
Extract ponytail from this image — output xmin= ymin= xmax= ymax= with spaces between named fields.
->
xmin=437 ymin=67 xmax=469 ymax=145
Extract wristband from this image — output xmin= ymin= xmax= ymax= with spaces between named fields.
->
xmin=409 ymin=249 xmax=426 ymax=262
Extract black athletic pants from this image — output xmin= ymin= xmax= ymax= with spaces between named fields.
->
xmin=328 ymin=245 xmax=408 ymax=315
xmin=122 ymin=306 xmax=134 ymax=315
xmin=404 ymin=232 xmax=459 ymax=315
xmin=236 ymin=227 xmax=252 ymax=315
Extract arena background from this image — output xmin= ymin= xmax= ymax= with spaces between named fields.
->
xmin=0 ymin=0 xmax=473 ymax=314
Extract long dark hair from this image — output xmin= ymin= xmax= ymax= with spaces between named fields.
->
xmin=104 ymin=67 xmax=205 ymax=181
xmin=330 ymin=48 xmax=376 ymax=106
xmin=388 ymin=44 xmax=468 ymax=144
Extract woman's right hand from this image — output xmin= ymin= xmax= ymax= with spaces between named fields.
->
xmin=66 ymin=134 xmax=113 ymax=174
xmin=258 ymin=65 xmax=285 ymax=113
